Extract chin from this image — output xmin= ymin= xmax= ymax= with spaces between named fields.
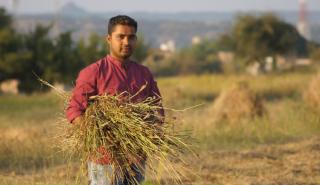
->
xmin=122 ymin=54 xmax=132 ymax=59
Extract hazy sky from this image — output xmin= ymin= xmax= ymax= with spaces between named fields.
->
xmin=0 ymin=0 xmax=320 ymax=14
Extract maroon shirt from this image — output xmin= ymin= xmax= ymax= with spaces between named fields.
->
xmin=66 ymin=55 xmax=163 ymax=123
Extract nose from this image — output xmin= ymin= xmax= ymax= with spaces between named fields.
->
xmin=123 ymin=37 xmax=130 ymax=45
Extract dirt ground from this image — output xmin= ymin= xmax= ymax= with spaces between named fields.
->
xmin=184 ymin=136 xmax=320 ymax=185
xmin=1 ymin=136 xmax=320 ymax=185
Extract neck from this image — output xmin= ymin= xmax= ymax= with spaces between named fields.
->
xmin=110 ymin=54 xmax=129 ymax=63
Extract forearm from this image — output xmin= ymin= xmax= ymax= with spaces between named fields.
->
xmin=66 ymin=65 xmax=98 ymax=123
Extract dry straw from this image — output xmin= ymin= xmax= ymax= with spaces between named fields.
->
xmin=211 ymin=81 xmax=265 ymax=123
xmin=39 ymin=79 xmax=194 ymax=185
xmin=304 ymin=73 xmax=320 ymax=111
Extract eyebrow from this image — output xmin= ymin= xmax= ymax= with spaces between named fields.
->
xmin=115 ymin=33 xmax=136 ymax=36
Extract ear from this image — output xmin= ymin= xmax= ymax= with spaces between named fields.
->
xmin=106 ymin=34 xmax=111 ymax=44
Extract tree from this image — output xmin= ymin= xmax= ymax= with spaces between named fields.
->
xmin=309 ymin=43 xmax=320 ymax=63
xmin=177 ymin=40 xmax=221 ymax=74
xmin=132 ymin=34 xmax=150 ymax=63
xmin=0 ymin=8 xmax=30 ymax=83
xmin=231 ymin=14 xmax=308 ymax=64
xmin=75 ymin=33 xmax=107 ymax=68
xmin=215 ymin=34 xmax=235 ymax=52
xmin=51 ymin=31 xmax=80 ymax=83
xmin=18 ymin=25 xmax=55 ymax=92
xmin=0 ymin=12 xmax=111 ymax=92
xmin=0 ymin=8 xmax=11 ymax=29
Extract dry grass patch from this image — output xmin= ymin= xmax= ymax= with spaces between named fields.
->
xmin=178 ymin=136 xmax=320 ymax=185
xmin=304 ymin=73 xmax=320 ymax=111
xmin=0 ymin=127 xmax=63 ymax=172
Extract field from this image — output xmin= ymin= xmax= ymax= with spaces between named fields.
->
xmin=1 ymin=72 xmax=320 ymax=185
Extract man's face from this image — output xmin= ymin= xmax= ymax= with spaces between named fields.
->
xmin=107 ymin=25 xmax=137 ymax=61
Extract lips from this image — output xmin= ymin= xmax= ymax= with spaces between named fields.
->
xmin=122 ymin=47 xmax=131 ymax=53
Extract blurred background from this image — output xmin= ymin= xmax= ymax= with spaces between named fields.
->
xmin=1 ymin=0 xmax=320 ymax=184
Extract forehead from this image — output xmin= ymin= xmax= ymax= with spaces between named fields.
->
xmin=111 ymin=25 xmax=136 ymax=35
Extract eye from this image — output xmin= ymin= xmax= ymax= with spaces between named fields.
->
xmin=129 ymin=35 xmax=137 ymax=41
xmin=115 ymin=34 xmax=125 ymax=40
xmin=114 ymin=34 xmax=137 ymax=41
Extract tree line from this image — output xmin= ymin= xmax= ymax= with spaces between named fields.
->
xmin=1 ymin=8 xmax=320 ymax=93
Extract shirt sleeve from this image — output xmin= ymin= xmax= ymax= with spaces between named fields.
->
xmin=65 ymin=65 xmax=98 ymax=123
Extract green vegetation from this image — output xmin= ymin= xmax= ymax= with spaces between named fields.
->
xmin=231 ymin=14 xmax=308 ymax=63
xmin=1 ymin=8 xmax=320 ymax=93
xmin=0 ymin=8 xmax=150 ymax=93
xmin=0 ymin=93 xmax=61 ymax=128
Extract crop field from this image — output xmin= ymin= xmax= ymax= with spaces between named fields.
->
xmin=1 ymin=72 xmax=320 ymax=185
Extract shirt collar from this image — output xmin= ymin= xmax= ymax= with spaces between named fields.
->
xmin=107 ymin=55 xmax=131 ymax=70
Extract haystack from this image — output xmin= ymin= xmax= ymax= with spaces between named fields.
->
xmin=303 ymin=73 xmax=320 ymax=110
xmin=211 ymin=81 xmax=265 ymax=123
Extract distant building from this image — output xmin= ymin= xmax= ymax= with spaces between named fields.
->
xmin=143 ymin=49 xmax=173 ymax=63
xmin=217 ymin=51 xmax=234 ymax=63
xmin=246 ymin=62 xmax=262 ymax=76
xmin=8 ymin=0 xmax=20 ymax=15
xmin=0 ymin=79 xmax=19 ymax=95
xmin=276 ymin=55 xmax=311 ymax=70
xmin=160 ymin=40 xmax=176 ymax=52
xmin=296 ymin=58 xmax=311 ymax=66
xmin=265 ymin=56 xmax=274 ymax=72
xmin=52 ymin=82 xmax=72 ymax=92
xmin=191 ymin=36 xmax=202 ymax=45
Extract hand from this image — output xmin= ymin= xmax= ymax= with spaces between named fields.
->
xmin=72 ymin=116 xmax=83 ymax=125
xmin=72 ymin=115 xmax=87 ymax=133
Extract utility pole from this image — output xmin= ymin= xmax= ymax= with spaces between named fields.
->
xmin=297 ymin=0 xmax=311 ymax=40
xmin=8 ymin=0 xmax=19 ymax=16
xmin=53 ymin=0 xmax=61 ymax=36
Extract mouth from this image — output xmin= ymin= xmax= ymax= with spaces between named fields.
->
xmin=122 ymin=47 xmax=131 ymax=53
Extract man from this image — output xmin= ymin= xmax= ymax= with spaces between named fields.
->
xmin=66 ymin=15 xmax=164 ymax=185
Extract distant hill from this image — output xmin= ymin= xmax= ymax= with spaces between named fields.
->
xmin=14 ymin=8 xmax=320 ymax=48
xmin=58 ymin=2 xmax=89 ymax=18
xmin=94 ymin=11 xmax=320 ymax=24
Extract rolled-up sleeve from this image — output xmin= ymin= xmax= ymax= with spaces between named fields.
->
xmin=65 ymin=65 xmax=98 ymax=123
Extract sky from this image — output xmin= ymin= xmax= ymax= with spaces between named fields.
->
xmin=0 ymin=0 xmax=320 ymax=14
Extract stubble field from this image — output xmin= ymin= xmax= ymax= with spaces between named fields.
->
xmin=1 ymin=72 xmax=320 ymax=185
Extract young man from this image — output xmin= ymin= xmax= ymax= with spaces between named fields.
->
xmin=66 ymin=15 xmax=164 ymax=185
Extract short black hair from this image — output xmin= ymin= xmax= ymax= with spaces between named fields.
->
xmin=108 ymin=15 xmax=137 ymax=35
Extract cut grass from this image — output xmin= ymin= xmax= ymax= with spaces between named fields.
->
xmin=183 ymin=98 xmax=320 ymax=151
